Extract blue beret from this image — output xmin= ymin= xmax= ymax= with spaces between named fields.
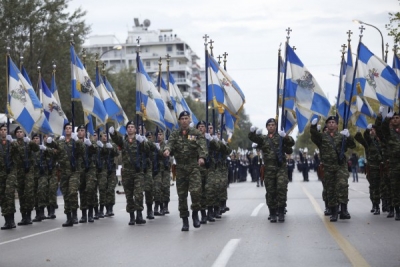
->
xmin=178 ymin=111 xmax=190 ymax=120
xmin=325 ymin=116 xmax=338 ymax=124
xmin=266 ymin=118 xmax=276 ymax=126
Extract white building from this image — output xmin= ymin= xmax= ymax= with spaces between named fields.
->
xmin=83 ymin=18 xmax=204 ymax=101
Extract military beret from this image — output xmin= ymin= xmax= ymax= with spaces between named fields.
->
xmin=14 ymin=126 xmax=22 ymax=135
xmin=0 ymin=123 xmax=6 ymax=129
xmin=64 ymin=122 xmax=73 ymax=130
xmin=77 ymin=124 xmax=86 ymax=131
xmin=371 ymin=124 xmax=377 ymax=129
xmin=178 ymin=111 xmax=190 ymax=120
xmin=126 ymin=121 xmax=135 ymax=128
xmin=325 ymin=115 xmax=338 ymax=124
xmin=390 ymin=112 xmax=399 ymax=118
xmin=31 ymin=132 xmax=39 ymax=139
xmin=266 ymin=118 xmax=276 ymax=127
xmin=145 ymin=131 xmax=153 ymax=137
xmin=196 ymin=120 xmax=206 ymax=128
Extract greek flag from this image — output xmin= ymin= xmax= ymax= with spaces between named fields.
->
xmin=95 ymin=66 xmax=121 ymax=122
xmin=168 ymin=73 xmax=198 ymax=125
xmin=157 ymin=75 xmax=178 ymax=129
xmin=354 ymin=42 xmax=400 ymax=108
xmin=207 ymin=54 xmax=245 ymax=117
xmin=70 ymin=45 xmax=108 ymax=123
xmin=392 ymin=52 xmax=400 ymax=108
xmin=7 ymin=58 xmax=43 ymax=134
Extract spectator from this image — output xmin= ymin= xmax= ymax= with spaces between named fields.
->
xmin=358 ymin=156 xmax=365 ymax=174
xmin=350 ymin=153 xmax=358 ymax=182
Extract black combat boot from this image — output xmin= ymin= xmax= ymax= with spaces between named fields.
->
xmin=39 ymin=207 xmax=47 ymax=220
xmin=32 ymin=208 xmax=42 ymax=222
xmin=128 ymin=212 xmax=135 ymax=225
xmin=1 ymin=215 xmax=11 ymax=230
xmin=387 ymin=206 xmax=394 ymax=218
xmin=269 ymin=208 xmax=277 ymax=223
xmin=146 ymin=203 xmax=154 ymax=219
xmin=395 ymin=206 xmax=400 ymax=221
xmin=163 ymin=201 xmax=170 ymax=214
xmin=207 ymin=206 xmax=215 ymax=222
xmin=220 ymin=200 xmax=227 ymax=213
xmin=324 ymin=204 xmax=331 ymax=216
xmin=93 ymin=206 xmax=99 ymax=220
xmin=158 ymin=202 xmax=165 ymax=216
xmin=10 ymin=214 xmax=16 ymax=228
xmin=98 ymin=205 xmax=105 ymax=218
xmin=135 ymin=210 xmax=146 ymax=225
xmin=17 ymin=212 xmax=27 ymax=226
xmin=72 ymin=209 xmax=79 ymax=224
xmin=49 ymin=206 xmax=56 ymax=219
xmin=192 ymin=210 xmax=201 ymax=228
xmin=214 ymin=206 xmax=221 ymax=219
xmin=26 ymin=211 xmax=32 ymax=224
xmin=374 ymin=204 xmax=380 ymax=215
xmin=181 ymin=217 xmax=189 ymax=231
xmin=62 ymin=213 xmax=73 ymax=227
xmin=370 ymin=204 xmax=375 ymax=213
xmin=382 ymin=199 xmax=388 ymax=212
xmin=154 ymin=201 xmax=160 ymax=216
xmin=88 ymin=206 xmax=94 ymax=223
xmin=104 ymin=205 xmax=110 ymax=217
xmin=46 ymin=206 xmax=51 ymax=219
xmin=200 ymin=210 xmax=207 ymax=224
xmin=278 ymin=207 xmax=285 ymax=222
xmin=330 ymin=206 xmax=338 ymax=222
xmin=339 ymin=203 xmax=351 ymax=219
xmin=108 ymin=204 xmax=114 ymax=216
xmin=79 ymin=209 xmax=87 ymax=223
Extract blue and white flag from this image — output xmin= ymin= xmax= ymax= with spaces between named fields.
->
xmin=70 ymin=45 xmax=108 ymax=124
xmin=136 ymin=55 xmax=170 ymax=130
xmin=354 ymin=42 xmax=400 ymax=108
xmin=7 ymin=58 xmax=43 ymax=135
xmin=95 ymin=66 xmax=121 ymax=121
xmin=168 ymin=73 xmax=198 ymax=125
xmin=157 ymin=75 xmax=178 ymax=129
xmin=207 ymin=55 xmax=245 ymax=117
xmin=40 ymin=77 xmax=68 ymax=136
xmin=392 ymin=52 xmax=400 ymax=108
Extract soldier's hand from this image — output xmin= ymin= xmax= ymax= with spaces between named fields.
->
xmin=250 ymin=126 xmax=256 ymax=132
xmin=386 ymin=111 xmax=394 ymax=118
xmin=205 ymin=133 xmax=212 ymax=141
xmin=256 ymin=128 xmax=262 ymax=135
xmin=47 ymin=137 xmax=53 ymax=144
xmin=252 ymin=143 xmax=258 ymax=148
xmin=6 ymin=135 xmax=13 ymax=142
xmin=222 ymin=139 xmax=227 ymax=145
xmin=340 ymin=129 xmax=350 ymax=137
xmin=109 ymin=126 xmax=115 ymax=134
xmin=278 ymin=130 xmax=286 ymax=137
xmin=71 ymin=133 xmax=78 ymax=141
xmin=39 ymin=144 xmax=47 ymax=151
xmin=59 ymin=136 xmax=65 ymax=141
xmin=84 ymin=138 xmax=92 ymax=146
xmin=163 ymin=150 xmax=170 ymax=157
xmin=23 ymin=137 xmax=30 ymax=143
xmin=317 ymin=125 xmax=321 ymax=131
xmin=155 ymin=143 xmax=160 ymax=150
xmin=311 ymin=118 xmax=318 ymax=125
xmin=379 ymin=106 xmax=385 ymax=114
xmin=96 ymin=140 xmax=104 ymax=148
xmin=106 ymin=142 xmax=112 ymax=149
xmin=198 ymin=158 xmax=205 ymax=166
xmin=367 ymin=123 xmax=372 ymax=130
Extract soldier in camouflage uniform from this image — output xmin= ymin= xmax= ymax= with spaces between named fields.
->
xmin=381 ymin=111 xmax=400 ymax=220
xmin=196 ymin=121 xmax=209 ymax=223
xmin=110 ymin=121 xmax=149 ymax=225
xmin=10 ymin=126 xmax=40 ymax=226
xmin=310 ymin=116 xmax=356 ymax=222
xmin=218 ymin=133 xmax=232 ymax=215
xmin=354 ymin=123 xmax=383 ymax=215
xmin=249 ymin=118 xmax=294 ymax=223
xmin=0 ymin=124 xmax=16 ymax=230
xmin=143 ymin=130 xmax=155 ymax=220
xmin=91 ymin=132 xmax=102 ymax=219
xmin=163 ymin=111 xmax=208 ymax=231
xmin=43 ymin=134 xmax=58 ymax=219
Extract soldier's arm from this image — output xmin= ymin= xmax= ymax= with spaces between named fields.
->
xmin=197 ymin=133 xmax=208 ymax=159
xmin=283 ymin=135 xmax=295 ymax=148
xmin=362 ymin=130 xmax=373 ymax=146
xmin=29 ymin=141 xmax=40 ymax=152
xmin=310 ymin=124 xmax=322 ymax=147
xmin=248 ymin=131 xmax=264 ymax=146
xmin=381 ymin=117 xmax=391 ymax=139
xmin=355 ymin=132 xmax=368 ymax=148
xmin=346 ymin=135 xmax=356 ymax=149
xmin=164 ymin=132 xmax=176 ymax=154
xmin=110 ymin=133 xmax=123 ymax=148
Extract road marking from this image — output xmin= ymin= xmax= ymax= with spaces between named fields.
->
xmin=0 ymin=228 xmax=61 ymax=246
xmin=212 ymin=238 xmax=241 ymax=267
xmin=301 ymin=185 xmax=370 ymax=267
xmin=251 ymin=203 xmax=265 ymax=217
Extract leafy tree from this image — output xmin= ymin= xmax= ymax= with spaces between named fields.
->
xmin=386 ymin=11 xmax=400 ymax=44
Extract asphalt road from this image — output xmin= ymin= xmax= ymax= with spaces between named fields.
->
xmin=0 ymin=171 xmax=399 ymax=267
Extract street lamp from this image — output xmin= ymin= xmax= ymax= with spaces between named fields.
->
xmin=99 ymin=45 xmax=122 ymax=59
xmin=352 ymin=19 xmax=384 ymax=60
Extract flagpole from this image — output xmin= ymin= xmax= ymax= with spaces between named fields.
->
xmin=393 ymin=44 xmax=400 ymax=112
xmin=220 ymin=52 xmax=228 ymax=140
xmin=165 ymin=54 xmax=171 ymax=139
xmin=276 ymin=44 xmax=282 ymax=123
xmin=70 ymin=34 xmax=76 ymax=132
xmin=384 ymin=43 xmax=389 ymax=63
xmin=203 ymin=34 xmax=210 ymax=134
xmin=101 ymin=63 xmax=110 ymax=142
xmin=280 ymin=27 xmax=292 ymax=132
xmin=335 ymin=43 xmax=347 ymax=119
xmin=209 ymin=39 xmax=216 ymax=134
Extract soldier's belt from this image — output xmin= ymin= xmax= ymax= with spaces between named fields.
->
xmin=175 ymin=157 xmax=198 ymax=165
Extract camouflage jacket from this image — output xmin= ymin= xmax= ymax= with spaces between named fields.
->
xmin=354 ymin=131 xmax=382 ymax=165
xmin=93 ymin=142 xmax=118 ymax=172
xmin=10 ymin=138 xmax=40 ymax=171
xmin=381 ymin=117 xmax=400 ymax=163
xmin=248 ymin=131 xmax=294 ymax=167
xmin=164 ymin=127 xmax=207 ymax=165
xmin=53 ymin=138 xmax=85 ymax=172
xmin=0 ymin=138 xmax=13 ymax=170
xmin=374 ymin=115 xmax=389 ymax=161
xmin=310 ymin=124 xmax=356 ymax=166
xmin=155 ymin=140 xmax=170 ymax=171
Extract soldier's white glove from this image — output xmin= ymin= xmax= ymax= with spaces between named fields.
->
xmin=59 ymin=135 xmax=65 ymax=141
xmin=71 ymin=132 xmax=78 ymax=141
xmin=6 ymin=135 xmax=13 ymax=142
xmin=155 ymin=143 xmax=160 ymax=150
xmin=278 ymin=130 xmax=286 ymax=137
xmin=386 ymin=111 xmax=394 ymax=118
xmin=205 ymin=133 xmax=212 ymax=141
xmin=250 ymin=126 xmax=256 ymax=132
xmin=311 ymin=118 xmax=318 ymax=125
xmin=143 ymin=136 xmax=148 ymax=142
xmin=39 ymin=144 xmax=47 ymax=151
xmin=379 ymin=106 xmax=385 ymax=114
xmin=109 ymin=126 xmax=115 ymax=134
xmin=23 ymin=137 xmax=30 ymax=143
xmin=227 ymin=132 xmax=233 ymax=140
xmin=340 ymin=129 xmax=350 ymax=137
xmin=367 ymin=123 xmax=372 ymax=130
xmin=165 ymin=140 xmax=168 ymax=144
xmin=252 ymin=143 xmax=258 ymax=148
xmin=222 ymin=139 xmax=227 ymax=145
xmin=135 ymin=134 xmax=143 ymax=143
xmin=105 ymin=142 xmax=113 ymax=149
xmin=317 ymin=125 xmax=321 ymax=131
xmin=304 ymin=147 xmax=308 ymax=153
xmin=189 ymin=122 xmax=194 ymax=128
xmin=256 ymin=128 xmax=262 ymax=135
xmin=84 ymin=138 xmax=92 ymax=146
xmin=213 ymin=135 xmax=219 ymax=141
xmin=46 ymin=137 xmax=53 ymax=144
xmin=96 ymin=140 xmax=103 ymax=148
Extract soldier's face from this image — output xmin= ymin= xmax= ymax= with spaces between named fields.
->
xmin=326 ymin=120 xmax=338 ymax=132
xmin=0 ymin=127 xmax=6 ymax=138
xmin=179 ymin=116 xmax=190 ymax=129
xmin=370 ymin=128 xmax=376 ymax=136
xmin=197 ymin=124 xmax=206 ymax=134
xmin=266 ymin=122 xmax=276 ymax=133
xmin=127 ymin=125 xmax=136 ymax=135
xmin=157 ymin=132 xmax=164 ymax=142
xmin=147 ymin=135 xmax=152 ymax=141
xmin=65 ymin=126 xmax=72 ymax=135
xmin=33 ymin=136 xmax=40 ymax=144
xmin=101 ymin=134 xmax=107 ymax=142
xmin=392 ymin=115 xmax=400 ymax=127
xmin=78 ymin=128 xmax=86 ymax=138
xmin=92 ymin=133 xmax=98 ymax=141
xmin=16 ymin=130 xmax=24 ymax=139
xmin=208 ymin=126 xmax=214 ymax=135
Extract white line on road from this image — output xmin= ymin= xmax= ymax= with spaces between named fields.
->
xmin=212 ymin=239 xmax=241 ymax=267
xmin=0 ymin=228 xmax=61 ymax=246
xmin=251 ymin=203 xmax=265 ymax=216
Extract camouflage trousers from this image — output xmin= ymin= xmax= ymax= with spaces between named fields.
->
xmin=175 ymin=163 xmax=202 ymax=218
xmin=368 ymin=165 xmax=381 ymax=205
xmin=60 ymin=171 xmax=80 ymax=214
xmin=48 ymin=173 xmax=58 ymax=207
xmin=321 ymin=177 xmax=328 ymax=204
xmin=144 ymin=170 xmax=154 ymax=205
xmin=122 ymin=168 xmax=144 ymax=213
xmin=161 ymin=170 xmax=170 ymax=203
xmin=95 ymin=170 xmax=107 ymax=206
xmin=153 ymin=170 xmax=162 ymax=202
xmin=200 ymin=167 xmax=208 ymax=210
xmin=206 ymin=167 xmax=219 ymax=207
xmin=34 ymin=172 xmax=49 ymax=208
xmin=0 ymin=171 xmax=17 ymax=215
xmin=219 ymin=166 xmax=229 ymax=202
xmin=16 ymin=169 xmax=35 ymax=213
xmin=389 ymin=166 xmax=400 ymax=207
xmin=324 ymin=164 xmax=349 ymax=207
xmin=264 ymin=165 xmax=288 ymax=209
xmin=106 ymin=169 xmax=116 ymax=205
xmin=380 ymin=166 xmax=391 ymax=202
xmin=79 ymin=168 xmax=97 ymax=209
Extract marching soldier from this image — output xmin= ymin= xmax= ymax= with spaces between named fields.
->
xmin=163 ymin=111 xmax=208 ymax=231
xmin=249 ymin=118 xmax=294 ymax=223
xmin=196 ymin=121 xmax=210 ymax=223
xmin=218 ymin=133 xmax=232 ymax=214
xmin=43 ymin=134 xmax=58 ymax=219
xmin=143 ymin=130 xmax=155 ymax=220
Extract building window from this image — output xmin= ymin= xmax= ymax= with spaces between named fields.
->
xmin=145 ymin=61 xmax=150 ymax=67
xmin=167 ymin=45 xmax=173 ymax=52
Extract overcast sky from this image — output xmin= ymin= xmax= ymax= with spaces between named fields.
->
xmin=68 ymin=0 xmax=398 ymax=135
